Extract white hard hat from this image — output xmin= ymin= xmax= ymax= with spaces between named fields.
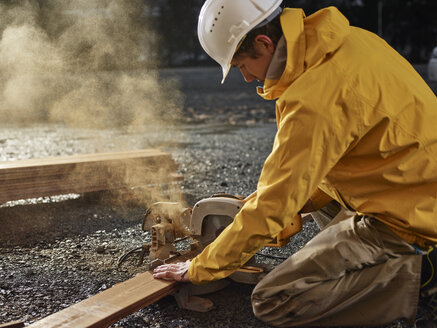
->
xmin=198 ymin=0 xmax=283 ymax=83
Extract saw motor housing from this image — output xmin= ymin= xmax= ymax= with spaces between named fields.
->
xmin=142 ymin=202 xmax=191 ymax=260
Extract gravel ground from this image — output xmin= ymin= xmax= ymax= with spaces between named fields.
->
xmin=1 ymin=66 xmax=435 ymax=327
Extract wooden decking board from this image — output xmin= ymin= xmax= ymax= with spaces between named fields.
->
xmin=0 ymin=149 xmax=169 ymax=169
xmin=0 ymin=149 xmax=180 ymax=203
xmin=0 ymin=157 xmax=177 ymax=179
xmin=27 ymin=272 xmax=179 ymax=328
xmin=27 ymin=251 xmax=198 ymax=328
xmin=0 ymin=321 xmax=25 ymax=328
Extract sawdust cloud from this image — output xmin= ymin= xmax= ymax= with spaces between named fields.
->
xmin=0 ymin=0 xmax=183 ymax=129
xmin=0 ymin=0 xmax=187 ymax=209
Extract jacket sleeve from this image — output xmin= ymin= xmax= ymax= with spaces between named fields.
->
xmin=309 ymin=188 xmax=334 ymax=212
xmin=188 ymin=87 xmax=363 ymax=284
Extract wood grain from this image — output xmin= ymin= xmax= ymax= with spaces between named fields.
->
xmin=0 ymin=150 xmax=181 ymax=203
xmin=27 ymin=251 xmax=197 ymax=328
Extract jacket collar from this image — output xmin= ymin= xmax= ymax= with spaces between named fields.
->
xmin=257 ymin=7 xmax=350 ymax=101
xmin=265 ymin=36 xmax=287 ymax=81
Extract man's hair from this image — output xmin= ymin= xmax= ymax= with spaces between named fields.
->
xmin=233 ymin=14 xmax=282 ymax=59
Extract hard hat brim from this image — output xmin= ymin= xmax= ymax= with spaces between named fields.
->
xmin=221 ymin=64 xmax=231 ymax=84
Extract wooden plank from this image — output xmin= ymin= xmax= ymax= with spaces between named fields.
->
xmin=27 ymin=272 xmax=179 ymax=328
xmin=0 ymin=149 xmax=169 ymax=169
xmin=0 ymin=150 xmax=181 ymax=203
xmin=27 ymin=251 xmax=197 ymax=328
xmin=0 ymin=150 xmax=177 ymax=179
xmin=0 ymin=321 xmax=25 ymax=328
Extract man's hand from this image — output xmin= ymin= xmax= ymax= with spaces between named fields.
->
xmin=152 ymin=260 xmax=190 ymax=282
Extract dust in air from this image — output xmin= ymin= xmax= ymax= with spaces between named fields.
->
xmin=0 ymin=0 xmax=187 ymax=208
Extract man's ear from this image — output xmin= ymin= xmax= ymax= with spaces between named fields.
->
xmin=254 ymin=34 xmax=275 ymax=54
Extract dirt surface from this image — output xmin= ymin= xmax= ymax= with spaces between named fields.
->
xmin=1 ymin=66 xmax=435 ymax=327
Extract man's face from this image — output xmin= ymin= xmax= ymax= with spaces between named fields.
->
xmin=231 ymin=34 xmax=275 ymax=83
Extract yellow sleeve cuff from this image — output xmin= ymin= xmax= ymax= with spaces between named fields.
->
xmin=310 ymin=188 xmax=333 ymax=211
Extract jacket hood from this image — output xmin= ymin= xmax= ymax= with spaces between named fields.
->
xmin=258 ymin=7 xmax=350 ymax=100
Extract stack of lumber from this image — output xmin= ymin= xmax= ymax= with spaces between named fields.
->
xmin=0 ymin=149 xmax=182 ymax=204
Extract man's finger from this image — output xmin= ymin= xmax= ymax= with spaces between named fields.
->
xmin=153 ymin=270 xmax=174 ymax=280
xmin=153 ymin=264 xmax=179 ymax=274
xmin=152 ymin=265 xmax=172 ymax=273
xmin=152 ymin=260 xmax=190 ymax=282
xmin=153 ymin=261 xmax=188 ymax=273
xmin=153 ymin=269 xmax=184 ymax=281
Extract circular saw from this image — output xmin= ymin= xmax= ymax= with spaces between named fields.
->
xmin=141 ymin=193 xmax=302 ymax=281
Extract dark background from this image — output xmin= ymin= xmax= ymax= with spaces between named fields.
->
xmin=5 ymin=0 xmax=435 ymax=69
xmin=148 ymin=0 xmax=437 ymax=67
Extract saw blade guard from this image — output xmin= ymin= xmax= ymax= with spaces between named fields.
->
xmin=190 ymin=196 xmax=243 ymax=248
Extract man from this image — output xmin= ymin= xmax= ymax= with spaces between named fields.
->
xmin=153 ymin=0 xmax=437 ymax=326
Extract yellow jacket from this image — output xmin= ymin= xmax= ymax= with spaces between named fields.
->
xmin=189 ymin=7 xmax=437 ymax=284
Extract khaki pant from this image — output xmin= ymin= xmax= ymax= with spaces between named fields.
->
xmin=252 ymin=215 xmax=422 ymax=327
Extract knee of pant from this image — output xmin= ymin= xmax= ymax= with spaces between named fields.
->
xmin=251 ymin=291 xmax=294 ymax=326
xmin=251 ymin=293 xmax=274 ymax=324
